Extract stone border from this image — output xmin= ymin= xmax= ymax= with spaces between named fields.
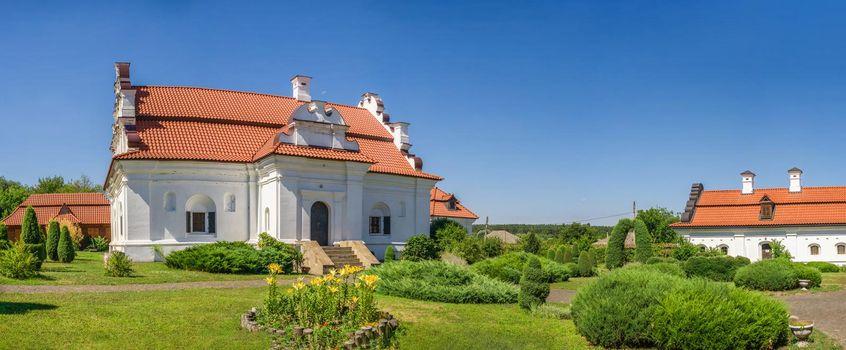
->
xmin=242 ymin=308 xmax=400 ymax=349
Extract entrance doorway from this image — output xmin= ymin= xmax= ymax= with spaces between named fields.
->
xmin=310 ymin=202 xmax=329 ymax=246
xmin=761 ymin=243 xmax=772 ymax=260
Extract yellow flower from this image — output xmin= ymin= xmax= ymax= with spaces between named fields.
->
xmin=327 ymin=268 xmax=337 ymax=277
xmin=293 ymin=282 xmax=306 ymax=290
xmin=310 ymin=277 xmax=324 ymax=286
xmin=359 ymin=274 xmax=379 ymax=288
xmin=267 ymin=263 xmax=283 ymax=274
xmin=328 ymin=286 xmax=339 ymax=293
xmin=350 ymin=296 xmax=359 ymax=304
xmin=286 ymin=288 xmax=294 ymax=295
xmin=265 ymin=276 xmax=276 ymax=285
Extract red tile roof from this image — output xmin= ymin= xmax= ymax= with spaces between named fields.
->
xmin=430 ymin=187 xmax=478 ymax=220
xmin=2 ymin=193 xmax=110 ymax=226
xmin=114 ymin=86 xmax=440 ymax=180
xmin=671 ymin=186 xmax=846 ymax=228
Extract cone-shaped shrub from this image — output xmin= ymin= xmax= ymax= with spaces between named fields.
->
xmin=578 ymin=251 xmax=593 ymax=277
xmin=553 ymin=246 xmax=564 ymax=263
xmin=58 ymin=226 xmax=76 ymax=263
xmin=518 ymin=256 xmax=549 ymax=310
xmin=605 ymin=218 xmax=632 ymax=269
xmin=523 ymin=233 xmax=540 ymax=254
xmin=634 ymin=219 xmax=653 ymax=263
xmin=46 ymin=221 xmax=60 ymax=261
xmin=587 ymin=250 xmax=596 ymax=267
xmin=546 ymin=248 xmax=556 ymax=261
xmin=20 ymin=206 xmax=46 ymax=268
xmin=384 ymin=245 xmax=395 ymax=262
xmin=562 ymin=247 xmax=573 ymax=263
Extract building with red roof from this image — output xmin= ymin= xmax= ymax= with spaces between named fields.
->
xmin=671 ymin=168 xmax=846 ymax=265
xmin=106 ymin=63 xmax=445 ymax=261
xmin=430 ymin=187 xmax=478 ymax=234
xmin=1 ymin=193 xmax=110 ymax=241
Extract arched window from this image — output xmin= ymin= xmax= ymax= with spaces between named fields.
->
xmin=164 ymin=192 xmax=176 ymax=212
xmin=761 ymin=243 xmax=772 ymax=260
xmin=225 ymin=194 xmax=236 ymax=212
xmin=369 ymin=203 xmax=391 ymax=235
xmin=837 ymin=243 xmax=846 ymax=255
xmin=810 ymin=244 xmax=820 ymax=256
xmin=717 ymin=244 xmax=729 ymax=255
xmin=264 ymin=208 xmax=270 ymax=231
xmin=185 ymin=195 xmax=216 ymax=234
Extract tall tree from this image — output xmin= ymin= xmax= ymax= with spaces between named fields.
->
xmin=46 ymin=221 xmax=61 ymax=261
xmin=636 ymin=207 xmax=679 ymax=243
xmin=633 ymin=219 xmax=653 ymax=263
xmin=518 ymin=256 xmax=549 ymax=310
xmin=523 ymin=232 xmax=540 ymax=254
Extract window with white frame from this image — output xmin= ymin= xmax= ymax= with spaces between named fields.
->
xmin=838 ymin=243 xmax=846 ymax=255
xmin=369 ymin=203 xmax=391 ymax=235
xmin=185 ymin=195 xmax=216 ymax=234
xmin=810 ymin=244 xmax=820 ymax=256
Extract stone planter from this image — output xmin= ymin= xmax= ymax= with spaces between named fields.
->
xmin=798 ymin=279 xmax=810 ymax=291
xmin=789 ymin=321 xmax=814 ymax=348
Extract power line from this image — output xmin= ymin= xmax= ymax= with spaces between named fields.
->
xmin=571 ymin=211 xmax=633 ymax=223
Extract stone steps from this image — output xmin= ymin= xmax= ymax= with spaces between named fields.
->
xmin=322 ymin=246 xmax=364 ymax=269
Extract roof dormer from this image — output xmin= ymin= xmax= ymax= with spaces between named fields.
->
xmin=278 ymin=100 xmax=359 ymax=151
xmin=759 ymin=195 xmax=774 ymax=220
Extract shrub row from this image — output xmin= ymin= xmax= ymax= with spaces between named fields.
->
xmin=165 ymin=241 xmax=299 ymax=274
xmin=682 ymin=255 xmax=749 ymax=282
xmin=733 ymin=259 xmax=822 ymax=291
xmin=471 ymin=252 xmax=570 ymax=284
xmin=805 ymin=261 xmax=840 ymax=273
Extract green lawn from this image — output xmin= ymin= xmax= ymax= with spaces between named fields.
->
xmin=0 ymin=287 xmax=595 ymax=350
xmin=550 ymin=276 xmax=598 ymax=291
xmin=0 ymin=252 xmax=292 ymax=286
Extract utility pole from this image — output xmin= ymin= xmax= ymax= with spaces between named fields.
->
xmin=633 ymin=201 xmax=637 ymax=218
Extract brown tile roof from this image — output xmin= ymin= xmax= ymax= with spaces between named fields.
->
xmin=430 ymin=187 xmax=478 ymax=219
xmin=2 ymin=193 xmax=110 ymax=226
xmin=114 ymin=86 xmax=440 ymax=180
xmin=671 ymin=186 xmax=846 ymax=228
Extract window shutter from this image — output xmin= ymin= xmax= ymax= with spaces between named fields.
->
xmin=208 ymin=212 xmax=216 ymax=234
xmin=383 ymin=216 xmax=391 ymax=235
xmin=186 ymin=212 xmax=191 ymax=233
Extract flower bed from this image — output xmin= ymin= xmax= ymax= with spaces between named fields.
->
xmin=255 ymin=264 xmax=399 ymax=349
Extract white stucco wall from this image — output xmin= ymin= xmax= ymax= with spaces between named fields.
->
xmin=677 ymin=227 xmax=846 ymax=265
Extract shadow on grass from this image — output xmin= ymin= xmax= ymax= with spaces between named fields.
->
xmin=41 ymin=266 xmax=83 ymax=273
xmin=0 ymin=302 xmax=58 ymax=314
xmin=28 ymin=274 xmax=57 ymax=281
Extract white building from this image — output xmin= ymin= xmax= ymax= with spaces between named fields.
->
xmin=105 ymin=62 xmax=443 ymax=263
xmin=671 ymin=168 xmax=846 ymax=265
xmin=430 ymin=187 xmax=478 ymax=234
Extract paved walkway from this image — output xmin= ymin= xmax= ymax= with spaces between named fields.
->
xmin=0 ymin=279 xmax=279 ymax=294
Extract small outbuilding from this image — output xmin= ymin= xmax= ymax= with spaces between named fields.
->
xmin=486 ymin=230 xmax=521 ymax=245
xmin=1 ymin=193 xmax=111 ymax=241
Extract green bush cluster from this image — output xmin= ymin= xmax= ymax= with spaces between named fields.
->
xmin=383 ymin=245 xmax=395 ymax=262
xmin=624 ymin=262 xmax=685 ymax=277
xmin=471 ymin=252 xmax=570 ymax=284
xmin=646 ymin=256 xmax=678 ymax=264
xmin=366 ymin=260 xmax=518 ymax=304
xmin=733 ymin=259 xmax=821 ymax=291
xmin=88 ymin=236 xmax=109 ymax=252
xmin=430 ymin=218 xmax=467 ymax=248
xmin=682 ymin=255 xmax=749 ymax=281
xmin=633 ymin=219 xmax=652 ymax=263
xmin=20 ymin=206 xmax=46 ymax=269
xmin=0 ymin=223 xmax=8 ymax=250
xmin=58 ymin=226 xmax=76 ymax=263
xmin=793 ymin=263 xmax=822 ymax=288
xmin=577 ymin=251 xmax=593 ymax=277
xmin=46 ymin=221 xmax=60 ymax=261
xmin=518 ymin=257 xmax=549 ymax=309
xmin=0 ymin=241 xmax=38 ymax=279
xmin=805 ymin=261 xmax=840 ymax=273
xmin=652 ymin=279 xmax=789 ymax=349
xmin=105 ymin=251 xmax=134 ymax=277
xmin=571 ymin=268 xmax=789 ymax=349
xmin=165 ymin=241 xmax=299 ymax=274
xmin=605 ymin=218 xmax=633 ymax=269
xmin=523 ymin=232 xmax=540 ymax=254
xmin=401 ymin=235 xmax=440 ymax=261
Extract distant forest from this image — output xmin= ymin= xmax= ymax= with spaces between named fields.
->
xmin=472 ymin=223 xmax=613 ymax=238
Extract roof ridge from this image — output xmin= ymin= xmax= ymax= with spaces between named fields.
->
xmin=703 ymin=185 xmax=846 ymax=193
xmin=136 ymin=85 xmax=372 ymax=111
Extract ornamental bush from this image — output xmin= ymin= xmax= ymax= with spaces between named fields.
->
xmin=401 ymin=235 xmax=440 ymax=261
xmin=646 ymin=256 xmax=678 ymax=264
xmin=683 ymin=255 xmax=749 ymax=282
xmin=577 ymin=251 xmax=593 ymax=277
xmin=633 ymin=219 xmax=653 ymax=263
xmin=0 ymin=222 xmax=8 ymax=241
xmin=793 ymin=263 xmax=822 ymax=288
xmin=806 ymin=261 xmax=840 ymax=273
xmin=652 ymin=280 xmax=789 ymax=349
xmin=734 ymin=259 xmax=798 ymax=291
xmin=46 ymin=221 xmax=60 ymax=261
xmin=367 ymin=260 xmax=517 ymax=303
xmin=430 ymin=218 xmax=467 ymax=249
xmin=480 ymin=238 xmax=504 ymax=258
xmin=383 ymin=245 xmax=395 ymax=262
xmin=518 ymin=257 xmax=549 ymax=310
xmin=105 ymin=251 xmax=134 ymax=277
xmin=20 ymin=206 xmax=46 ymax=268
xmin=523 ymin=233 xmax=540 ymax=254
xmin=0 ymin=240 xmax=38 ymax=279
xmin=605 ymin=218 xmax=632 ymax=269
xmin=471 ymin=252 xmax=570 ymax=283
xmin=671 ymin=240 xmax=700 ymax=261
xmin=571 ymin=269 xmax=685 ymax=348
xmin=165 ymin=241 xmax=299 ymax=274
xmin=57 ymin=225 xmax=76 ymax=263
xmin=624 ymin=262 xmax=685 ymax=277
xmin=562 ymin=246 xmax=573 ymax=263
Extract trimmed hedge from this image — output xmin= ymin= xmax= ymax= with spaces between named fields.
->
xmin=366 ymin=260 xmax=517 ymax=304
xmin=733 ymin=259 xmax=798 ymax=291
xmin=652 ymin=279 xmax=789 ymax=349
xmin=683 ymin=255 xmax=749 ymax=282
xmin=805 ymin=261 xmax=840 ymax=273
xmin=606 ymin=218 xmax=633 ymax=269
xmin=57 ymin=225 xmax=76 ymax=263
xmin=793 ymin=263 xmax=822 ymax=288
xmin=165 ymin=241 xmax=299 ymax=274
xmin=633 ymin=219 xmax=652 ymax=263
xmin=624 ymin=262 xmax=685 ymax=277
xmin=471 ymin=252 xmax=570 ymax=283
xmin=646 ymin=256 xmax=678 ymax=264
xmin=46 ymin=221 xmax=60 ymax=261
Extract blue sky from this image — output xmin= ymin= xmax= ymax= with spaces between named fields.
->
xmin=2 ymin=1 xmax=846 ymax=225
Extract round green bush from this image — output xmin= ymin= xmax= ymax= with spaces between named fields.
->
xmin=0 ymin=241 xmax=38 ymax=279
xmin=624 ymin=262 xmax=685 ymax=277
xmin=734 ymin=259 xmax=798 ymax=291
xmin=793 ymin=263 xmax=822 ymax=288
xmin=401 ymin=235 xmax=440 ymax=261
xmin=805 ymin=261 xmax=840 ymax=273
xmin=165 ymin=241 xmax=299 ymax=274
xmin=652 ymin=280 xmax=789 ymax=349
xmin=471 ymin=252 xmax=570 ymax=283
xmin=367 ymin=260 xmax=517 ymax=303
xmin=105 ymin=251 xmax=134 ymax=277
xmin=571 ymin=269 xmax=686 ymax=348
xmin=518 ymin=257 xmax=549 ymax=309
xmin=683 ymin=255 xmax=749 ymax=282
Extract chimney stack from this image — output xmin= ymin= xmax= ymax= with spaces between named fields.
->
xmin=788 ymin=167 xmax=803 ymax=192
xmin=290 ymin=75 xmax=312 ymax=102
xmin=741 ymin=170 xmax=756 ymax=194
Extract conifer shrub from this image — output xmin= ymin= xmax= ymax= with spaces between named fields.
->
xmin=734 ymin=259 xmax=798 ymax=291
xmin=633 ymin=219 xmax=653 ymax=263
xmin=586 ymin=250 xmax=596 ymax=267
xmin=0 ymin=222 xmax=8 ymax=241
xmin=471 ymin=252 xmax=570 ymax=283
xmin=571 ymin=269 xmax=685 ymax=348
xmin=563 ymin=262 xmax=578 ymax=277
xmin=683 ymin=255 xmax=749 ymax=282
xmin=0 ymin=240 xmax=38 ymax=279
xmin=646 ymin=256 xmax=678 ymax=264
xmin=546 ymin=248 xmax=556 ymax=261
xmin=605 ymin=218 xmax=632 ymax=269
xmin=46 ymin=221 xmax=60 ymax=261
xmin=805 ymin=261 xmax=840 ymax=273
xmin=165 ymin=241 xmax=299 ymax=274
xmin=652 ymin=280 xmax=789 ymax=349
xmin=383 ymin=245 xmax=395 ymax=262
xmin=562 ymin=247 xmax=573 ymax=263
xmin=401 ymin=235 xmax=440 ymax=261
xmin=518 ymin=257 xmax=549 ymax=309
xmin=105 ymin=251 xmax=134 ymax=277
xmin=20 ymin=206 xmax=46 ymax=268
xmin=624 ymin=262 xmax=685 ymax=277
xmin=366 ymin=260 xmax=517 ymax=304
xmin=57 ymin=226 xmax=76 ymax=263
xmin=523 ymin=233 xmax=540 ymax=254
xmin=430 ymin=218 xmax=467 ymax=250
xmin=480 ymin=238 xmax=503 ymax=258
xmin=577 ymin=251 xmax=593 ymax=277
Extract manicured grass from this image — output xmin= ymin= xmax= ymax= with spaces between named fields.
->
xmin=782 ymin=330 xmax=843 ymax=350
xmin=550 ymin=276 xmax=597 ymax=291
xmin=0 ymin=252 xmax=292 ymax=286
xmin=0 ymin=288 xmax=595 ymax=349
xmin=769 ymin=272 xmax=846 ymax=296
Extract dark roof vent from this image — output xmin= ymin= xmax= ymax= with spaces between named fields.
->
xmin=680 ymin=183 xmax=704 ymax=223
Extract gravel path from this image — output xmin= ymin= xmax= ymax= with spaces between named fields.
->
xmin=778 ymin=290 xmax=846 ymax=345
xmin=0 ymin=279 xmax=286 ymax=294
xmin=546 ymin=289 xmax=576 ymax=304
